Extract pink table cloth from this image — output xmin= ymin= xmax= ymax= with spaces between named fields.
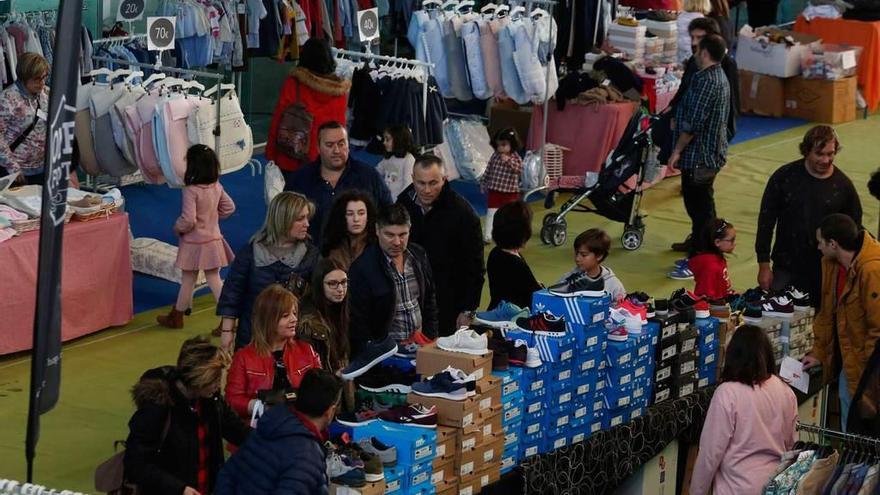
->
xmin=0 ymin=213 xmax=133 ymax=355
xmin=528 ymin=102 xmax=639 ymax=175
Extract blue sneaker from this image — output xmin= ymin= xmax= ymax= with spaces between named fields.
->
xmin=412 ymin=371 xmax=469 ymax=400
xmin=667 ymin=266 xmax=694 ymax=280
xmin=475 ymin=301 xmax=528 ymax=329
xmin=674 ymin=258 xmax=689 ymax=269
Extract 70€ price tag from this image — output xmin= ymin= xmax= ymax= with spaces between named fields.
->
xmin=147 ymin=16 xmax=176 ymax=52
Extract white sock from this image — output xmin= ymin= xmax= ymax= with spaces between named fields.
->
xmin=484 ymin=208 xmax=498 ymax=242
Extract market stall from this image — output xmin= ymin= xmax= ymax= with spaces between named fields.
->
xmin=0 ymin=214 xmax=133 ymax=355
xmin=794 ymin=16 xmax=880 ymax=112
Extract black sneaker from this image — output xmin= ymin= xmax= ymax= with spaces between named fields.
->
xmin=670 ymin=288 xmax=703 ymax=312
xmin=655 ymin=299 xmax=669 ymax=316
xmin=742 ymin=303 xmax=763 ymax=324
xmin=761 ymin=295 xmax=794 ymax=319
xmin=515 ymin=311 xmax=567 ymax=337
xmin=356 ymin=365 xmax=418 ymax=394
xmin=342 ymin=336 xmax=398 ymax=380
xmin=548 ymin=273 xmax=606 ymax=298
xmin=487 ymin=336 xmax=510 ymax=371
xmin=785 ymin=287 xmax=811 ymax=311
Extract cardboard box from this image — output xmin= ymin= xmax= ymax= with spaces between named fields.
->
xmin=455 ymin=433 xmax=505 ymax=478
xmin=783 ymin=76 xmax=857 ymax=124
xmin=459 ymin=462 xmax=502 ymax=495
xmin=735 ymin=26 xmax=820 ymax=78
xmin=479 ymin=407 xmax=503 ymax=438
xmin=330 ymin=481 xmax=386 ymax=495
xmin=456 ymin=426 xmax=483 ymax=452
xmin=434 ymin=426 xmax=457 ymax=462
xmin=739 ymin=70 xmax=785 ymax=117
xmin=407 ymin=392 xmax=481 ymax=429
xmin=432 ymin=457 xmax=457 ymax=487
xmin=417 ymin=344 xmax=492 ymax=384
xmin=476 ymin=375 xmax=502 ymax=412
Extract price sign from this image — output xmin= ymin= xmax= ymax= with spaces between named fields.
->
xmin=147 ymin=16 xmax=176 ymax=51
xmin=117 ymin=0 xmax=145 ymax=22
xmin=356 ymin=8 xmax=379 ymax=43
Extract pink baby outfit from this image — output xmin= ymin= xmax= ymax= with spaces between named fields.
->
xmin=690 ymin=375 xmax=798 ymax=495
xmin=174 ymin=182 xmax=236 ymax=271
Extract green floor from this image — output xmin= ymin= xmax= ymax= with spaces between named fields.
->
xmin=1 ymin=116 xmax=879 ymax=491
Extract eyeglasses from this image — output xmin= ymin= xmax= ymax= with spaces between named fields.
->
xmin=719 ymin=237 xmax=736 ymax=243
xmin=325 ymin=279 xmax=348 ymax=289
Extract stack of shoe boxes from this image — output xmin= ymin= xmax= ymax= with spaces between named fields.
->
xmin=330 ymin=481 xmax=386 ymax=495
xmin=496 ymin=368 xmax=524 ymax=475
xmin=651 ymin=314 xmax=679 ymax=405
xmin=414 ymin=344 xmax=503 ymax=495
xmin=604 ymin=322 xmax=658 ymax=428
xmin=528 ymin=290 xmax=610 ymax=452
xmin=607 ymin=22 xmax=647 ymax=59
xmin=353 ymin=422 xmax=436 ymax=495
xmin=643 ymin=19 xmax=678 ymax=59
xmin=752 ymin=317 xmax=786 ymax=367
xmin=785 ymin=309 xmax=815 ymax=361
xmin=695 ymin=317 xmax=721 ymax=389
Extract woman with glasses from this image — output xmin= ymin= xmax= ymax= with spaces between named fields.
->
xmin=298 ymin=258 xmax=351 ymax=375
xmin=0 ymin=52 xmax=51 ymax=185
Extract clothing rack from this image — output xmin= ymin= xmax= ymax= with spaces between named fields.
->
xmin=332 ymin=48 xmax=436 ymax=122
xmin=797 ymin=422 xmax=880 ymax=447
xmin=92 ymin=33 xmax=148 ymax=46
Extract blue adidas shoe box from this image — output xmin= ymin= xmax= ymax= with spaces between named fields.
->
xmin=531 ymin=289 xmax=610 ymax=327
xmin=522 ymin=418 xmax=544 ymax=439
xmin=574 ymin=321 xmax=609 ymax=355
xmin=502 ymin=327 xmax=576 ymax=364
xmin=504 ymin=423 xmax=523 ymax=449
xmin=501 ymin=444 xmax=520 ymax=474
xmin=503 ymin=395 xmax=524 ymax=426
xmin=545 ymin=378 xmax=575 ymax=407
xmin=603 ymin=408 xmax=629 ymax=429
xmin=353 ymin=422 xmax=435 ymax=466
xmin=698 ymin=363 xmax=718 ymax=388
xmin=575 ymin=349 xmax=606 ymax=376
xmin=545 ymin=407 xmax=573 ymax=430
xmin=405 ymin=461 xmax=434 ymax=493
xmin=548 ymin=360 xmax=575 ymax=383
xmin=520 ymin=439 xmax=542 ymax=460
xmin=406 ymin=480 xmax=435 ymax=495
xmin=384 ymin=465 xmax=406 ymax=494
xmin=606 ymin=338 xmax=639 ymax=370
xmin=542 ymin=426 xmax=570 ymax=453
xmin=494 ymin=368 xmax=524 ymax=398
xmin=606 ymin=365 xmax=636 ymax=390
xmin=604 ymin=386 xmax=633 ymax=411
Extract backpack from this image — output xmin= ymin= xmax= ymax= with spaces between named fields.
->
xmin=275 ymin=80 xmax=313 ymax=160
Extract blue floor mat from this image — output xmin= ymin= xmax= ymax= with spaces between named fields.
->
xmin=126 ymin=114 xmax=799 ymax=313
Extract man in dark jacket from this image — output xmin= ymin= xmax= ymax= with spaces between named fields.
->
xmin=216 ymin=369 xmax=342 ymax=494
xmin=348 ymin=204 xmax=439 ymax=353
xmin=284 ymin=121 xmax=393 ymax=244
xmin=124 ymin=337 xmax=250 ymax=495
xmin=397 ymin=154 xmax=485 ymax=336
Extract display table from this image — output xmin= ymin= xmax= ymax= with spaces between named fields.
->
xmin=794 ymin=16 xmax=880 ymax=112
xmin=0 ymin=213 xmax=133 ymax=355
xmin=528 ymin=102 xmax=639 ymax=176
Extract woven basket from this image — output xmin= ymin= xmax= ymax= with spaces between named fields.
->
xmin=543 ymin=144 xmax=570 ymax=182
xmin=11 ymin=210 xmax=74 ymax=234
xmin=74 ymin=203 xmax=122 ymax=222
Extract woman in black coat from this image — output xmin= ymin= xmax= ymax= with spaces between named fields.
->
xmin=216 ymin=191 xmax=320 ymax=350
xmin=124 ymin=336 xmax=249 ymax=495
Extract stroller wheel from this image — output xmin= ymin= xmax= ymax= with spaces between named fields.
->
xmin=540 ymin=223 xmax=552 ymax=245
xmin=542 ymin=213 xmax=557 ymax=227
xmin=550 ymin=223 xmax=567 ymax=247
xmin=621 ymin=228 xmax=644 ymax=251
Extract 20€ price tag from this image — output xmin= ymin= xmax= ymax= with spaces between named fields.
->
xmin=147 ymin=16 xmax=176 ymax=51
xmin=117 ymin=0 xmax=145 ymax=22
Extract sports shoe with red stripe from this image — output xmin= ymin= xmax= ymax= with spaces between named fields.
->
xmin=514 ymin=311 xmax=567 ymax=337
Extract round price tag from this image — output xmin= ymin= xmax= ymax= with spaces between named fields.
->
xmin=117 ymin=0 xmax=145 ymax=22
xmin=147 ymin=17 xmax=176 ymax=51
xmin=357 ymin=8 xmax=379 ymax=43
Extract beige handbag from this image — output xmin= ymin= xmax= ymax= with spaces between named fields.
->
xmin=187 ymin=86 xmax=253 ymax=175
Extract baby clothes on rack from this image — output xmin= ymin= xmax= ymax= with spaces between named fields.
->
xmin=90 ymin=82 xmax=140 ymax=177
xmin=75 ymin=82 xmax=103 ymax=176
xmin=186 ymin=89 xmax=253 ymax=174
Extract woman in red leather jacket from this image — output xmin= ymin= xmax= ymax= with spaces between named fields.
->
xmin=225 ymin=284 xmax=322 ymax=420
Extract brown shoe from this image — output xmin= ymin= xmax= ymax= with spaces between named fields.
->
xmin=156 ymin=308 xmax=185 ymax=329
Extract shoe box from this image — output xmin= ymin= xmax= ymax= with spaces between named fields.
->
xmin=383 ymin=465 xmax=405 ymax=495
xmin=502 ymin=325 xmax=577 ymax=364
xmin=606 ymin=338 xmax=639 ymax=369
xmin=455 ymin=432 xmax=505 ymax=479
xmin=416 ymin=344 xmax=493 ymax=384
xmin=502 ymin=391 xmax=524 ymax=426
xmin=542 ymin=425 xmax=570 ymax=453
xmin=475 ymin=375 xmax=503 ymax=414
xmin=532 ymin=289 xmax=611 ymax=328
xmin=575 ymin=322 xmax=609 ymax=356
xmin=493 ymin=368 xmax=523 ymax=397
xmin=331 ymin=481 xmax=387 ymax=495
xmin=405 ymin=393 xmax=481 ymax=429
xmin=355 ymin=422 xmax=437 ymax=466
xmin=520 ymin=364 xmax=549 ymax=401
xmin=520 ymin=438 xmax=541 ymax=461
xmin=458 ymin=461 xmax=502 ymax=495
xmin=479 ymin=405 xmax=504 ymax=439
xmin=673 ymin=370 xmax=698 ymax=399
xmin=501 ymin=443 xmax=519 ymax=475
xmin=405 ymin=459 xmax=436 ymax=492
xmin=698 ymin=364 xmax=718 ymax=388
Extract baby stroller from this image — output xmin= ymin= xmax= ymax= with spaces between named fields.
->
xmin=537 ymin=111 xmax=659 ymax=250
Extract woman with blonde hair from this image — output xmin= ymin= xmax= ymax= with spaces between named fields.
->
xmin=0 ymin=52 xmax=52 ymax=185
xmin=225 ymin=284 xmax=322 ymax=420
xmin=216 ymin=191 xmax=320 ymax=350
xmin=678 ymin=0 xmax=712 ymax=62
xmin=124 ymin=336 xmax=249 ymax=495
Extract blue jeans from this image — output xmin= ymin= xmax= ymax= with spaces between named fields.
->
xmin=840 ymin=372 xmax=852 ymax=432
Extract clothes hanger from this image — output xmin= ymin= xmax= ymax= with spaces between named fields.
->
xmin=529 ymin=7 xmax=548 ymax=19
xmin=495 ymin=5 xmax=510 ymax=18
xmin=510 ymin=5 xmax=525 ymax=20
xmin=204 ymin=83 xmax=236 ymax=98
xmin=480 ymin=2 xmax=497 ymax=13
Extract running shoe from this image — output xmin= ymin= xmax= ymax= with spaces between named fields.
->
xmin=548 ymin=273 xmax=606 ymax=297
xmin=475 ymin=301 xmax=529 ymax=329
xmin=515 ymin=311 xmax=567 ymax=337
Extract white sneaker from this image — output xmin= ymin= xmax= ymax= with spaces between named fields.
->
xmin=518 ymin=339 xmax=542 ymax=368
xmin=611 ymin=307 xmax=642 ymax=336
xmin=437 ymin=329 xmax=489 ymax=355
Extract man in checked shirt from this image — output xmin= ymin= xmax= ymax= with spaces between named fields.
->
xmin=668 ymin=33 xmax=732 ymax=257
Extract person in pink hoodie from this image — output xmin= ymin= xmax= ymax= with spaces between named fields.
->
xmin=690 ymin=324 xmax=799 ymax=495
xmin=157 ymin=145 xmax=236 ymax=329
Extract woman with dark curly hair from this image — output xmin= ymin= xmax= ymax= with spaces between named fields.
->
xmin=321 ymin=190 xmax=377 ymax=270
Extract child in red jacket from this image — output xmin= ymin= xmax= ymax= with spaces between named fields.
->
xmin=688 ymin=218 xmax=737 ymax=302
